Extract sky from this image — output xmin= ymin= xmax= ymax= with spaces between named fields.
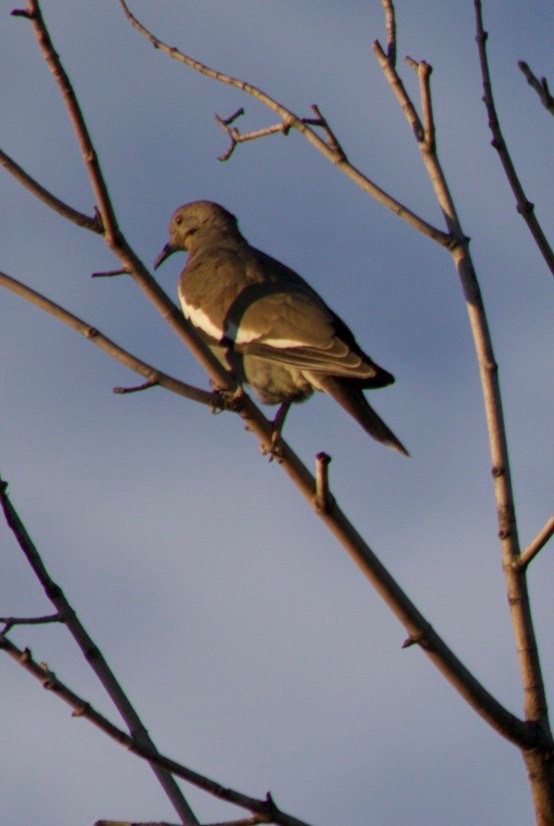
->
xmin=1 ymin=2 xmax=553 ymax=824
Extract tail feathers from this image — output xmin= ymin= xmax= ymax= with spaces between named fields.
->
xmin=319 ymin=377 xmax=409 ymax=456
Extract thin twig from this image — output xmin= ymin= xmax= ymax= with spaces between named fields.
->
xmin=0 ymin=148 xmax=100 ymax=231
xmin=0 ymin=271 xmax=214 ymax=408
xmin=0 ymin=470 xmax=199 ymax=826
xmin=118 ymin=0 xmax=450 ymax=248
xmin=0 ymin=613 xmax=60 ymax=633
xmin=516 ymin=517 xmax=554 ymax=570
xmin=215 ymin=116 xmax=294 ymax=162
xmin=474 ymin=1 xmax=554 ymax=276
xmin=0 ymin=636 xmax=310 ymax=826
xmin=518 ymin=62 xmax=554 ymax=116
xmin=308 ymin=104 xmax=347 ymax=162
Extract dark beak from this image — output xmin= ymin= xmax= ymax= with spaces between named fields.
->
xmin=154 ymin=243 xmax=175 ymax=271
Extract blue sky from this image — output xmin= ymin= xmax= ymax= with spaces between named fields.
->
xmin=1 ymin=2 xmax=552 ymax=824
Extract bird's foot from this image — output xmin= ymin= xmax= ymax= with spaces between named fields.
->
xmin=209 ymin=385 xmax=245 ymax=415
xmin=258 ymin=402 xmax=290 ymax=461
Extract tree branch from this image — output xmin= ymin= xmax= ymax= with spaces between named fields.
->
xmin=0 ymin=147 xmax=100 ymax=231
xmin=474 ymin=1 xmax=554 ymax=276
xmin=518 ymin=61 xmax=554 ymax=116
xmin=374 ymin=0 xmax=554 ymax=780
xmin=0 ymin=472 xmax=199 ymax=826
xmin=0 ymin=636 xmax=311 ymax=826
xmin=0 ymin=271 xmax=214 ymax=408
xmin=117 ymin=0 xmax=450 ymax=248
xmin=516 ymin=517 xmax=554 ymax=570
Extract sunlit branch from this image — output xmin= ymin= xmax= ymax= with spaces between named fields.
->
xmin=516 ymin=516 xmax=554 ymax=570
xmin=118 ymin=0 xmax=450 ymax=248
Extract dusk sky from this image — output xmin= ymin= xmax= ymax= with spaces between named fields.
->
xmin=1 ymin=2 xmax=552 ymax=825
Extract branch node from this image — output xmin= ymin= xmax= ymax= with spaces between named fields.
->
xmin=314 ymin=452 xmax=334 ymax=513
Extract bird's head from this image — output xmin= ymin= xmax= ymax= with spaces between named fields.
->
xmin=154 ymin=200 xmax=239 ymax=269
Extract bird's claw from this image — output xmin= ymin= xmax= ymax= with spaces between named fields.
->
xmin=209 ymin=385 xmax=245 ymax=414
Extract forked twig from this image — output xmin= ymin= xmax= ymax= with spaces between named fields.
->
xmin=518 ymin=61 xmax=554 ymax=116
xmin=117 ymin=0 xmax=450 ymax=248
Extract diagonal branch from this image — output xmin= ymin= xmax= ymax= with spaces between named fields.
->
xmin=516 ymin=517 xmax=554 ymax=570
xmin=518 ymin=62 xmax=554 ymax=116
xmin=0 ymin=148 xmax=100 ymax=231
xmin=0 ymin=270 xmax=214 ymax=408
xmin=117 ymin=0 xmax=450 ymax=248
xmin=0 ymin=472 xmax=199 ymax=826
xmin=474 ymin=1 xmax=554 ymax=276
xmin=0 ymin=636 xmax=311 ymax=826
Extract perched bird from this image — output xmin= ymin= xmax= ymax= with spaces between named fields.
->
xmin=154 ymin=200 xmax=408 ymax=455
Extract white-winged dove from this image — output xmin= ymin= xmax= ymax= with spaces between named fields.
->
xmin=154 ymin=201 xmax=408 ymax=455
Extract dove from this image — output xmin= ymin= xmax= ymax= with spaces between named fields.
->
xmin=155 ymin=200 xmax=407 ymax=455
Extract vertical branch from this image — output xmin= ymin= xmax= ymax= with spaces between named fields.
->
xmin=381 ymin=0 xmax=397 ymax=66
xmin=375 ymin=20 xmax=554 ymax=820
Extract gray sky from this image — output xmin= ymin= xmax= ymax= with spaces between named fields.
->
xmin=1 ymin=2 xmax=553 ymax=824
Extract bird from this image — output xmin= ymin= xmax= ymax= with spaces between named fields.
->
xmin=154 ymin=200 xmax=408 ymax=455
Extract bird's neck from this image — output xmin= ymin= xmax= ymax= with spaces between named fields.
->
xmin=187 ymin=229 xmax=246 ymax=260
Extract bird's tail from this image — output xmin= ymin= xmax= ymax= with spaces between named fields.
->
xmin=319 ymin=377 xmax=409 ymax=456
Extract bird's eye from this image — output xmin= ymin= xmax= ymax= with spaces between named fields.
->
xmin=175 ymin=216 xmax=182 ymax=225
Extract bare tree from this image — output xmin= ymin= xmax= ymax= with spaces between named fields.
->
xmin=1 ymin=1 xmax=552 ymax=825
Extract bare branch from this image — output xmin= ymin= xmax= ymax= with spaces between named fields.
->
xmin=0 ymin=471 xmax=199 ymax=826
xmin=518 ymin=61 xmax=554 ymax=116
xmin=0 ymin=148 xmax=100 ymax=231
xmin=95 ymin=819 xmax=268 ymax=826
xmin=474 ymin=1 xmax=554 ymax=276
xmin=215 ymin=114 xmax=294 ymax=162
xmin=0 ymin=637 xmax=311 ymax=826
xmin=516 ymin=517 xmax=554 ymax=570
xmin=91 ymin=268 xmax=130 ymax=278
xmin=375 ymin=2 xmax=553 ymax=763
xmin=406 ymin=60 xmax=436 ymax=153
xmin=314 ymin=452 xmax=333 ymax=514
xmin=22 ymin=0 xmax=120 ymax=243
xmin=307 ymin=104 xmax=347 ymax=162
xmin=118 ymin=0 xmax=450 ymax=247
xmin=0 ymin=271 xmax=214 ymax=408
xmin=0 ymin=614 xmax=60 ymax=633
xmin=381 ymin=0 xmax=397 ymax=66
